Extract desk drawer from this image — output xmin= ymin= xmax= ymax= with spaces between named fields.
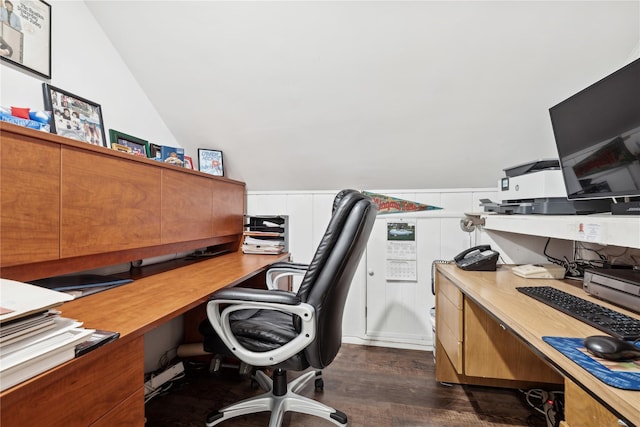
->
xmin=436 ymin=273 xmax=463 ymax=374
xmin=0 ymin=336 xmax=144 ymax=427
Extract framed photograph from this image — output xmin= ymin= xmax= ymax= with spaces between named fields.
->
xmin=0 ymin=0 xmax=51 ymax=79
xmin=198 ymin=149 xmax=224 ymax=176
xmin=183 ymin=155 xmax=194 ymax=169
xmin=42 ymin=83 xmax=107 ymax=147
xmin=149 ymin=143 xmax=162 ymax=161
xmin=108 ymin=129 xmax=149 ymax=158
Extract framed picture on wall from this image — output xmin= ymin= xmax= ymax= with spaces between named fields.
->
xmin=0 ymin=0 xmax=52 ymax=78
xmin=198 ymin=149 xmax=224 ymax=176
xmin=42 ymin=83 xmax=107 ymax=147
xmin=109 ymin=129 xmax=149 ymax=157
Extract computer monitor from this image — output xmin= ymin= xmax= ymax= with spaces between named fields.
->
xmin=549 ymin=57 xmax=640 ymax=213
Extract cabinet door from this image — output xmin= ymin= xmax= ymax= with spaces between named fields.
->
xmin=1 ymin=137 xmax=60 ymax=266
xmin=464 ymin=297 xmax=562 ymax=383
xmin=211 ymin=180 xmax=245 ymax=238
xmin=161 ymin=169 xmax=214 ymax=243
xmin=60 ymin=147 xmax=162 ymax=257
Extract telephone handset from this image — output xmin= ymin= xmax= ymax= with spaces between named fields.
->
xmin=454 ymin=245 xmax=499 ymax=271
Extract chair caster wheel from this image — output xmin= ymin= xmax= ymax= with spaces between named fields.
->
xmin=315 ymin=377 xmax=324 ymax=391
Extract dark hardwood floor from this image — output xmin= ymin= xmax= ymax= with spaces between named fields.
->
xmin=144 ymin=344 xmax=551 ymax=426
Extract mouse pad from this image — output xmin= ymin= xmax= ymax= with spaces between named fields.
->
xmin=542 ymin=336 xmax=640 ymax=390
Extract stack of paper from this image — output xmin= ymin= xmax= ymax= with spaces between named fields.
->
xmin=242 ymin=216 xmax=287 ymax=255
xmin=0 ymin=278 xmax=94 ymax=392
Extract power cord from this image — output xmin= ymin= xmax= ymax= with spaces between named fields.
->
xmin=520 ymin=388 xmax=564 ymax=427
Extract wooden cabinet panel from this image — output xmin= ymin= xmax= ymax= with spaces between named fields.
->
xmin=211 ymin=179 xmax=245 ymax=237
xmin=436 ymin=276 xmax=463 ymax=374
xmin=564 ymin=378 xmax=621 ymax=427
xmin=1 ymin=136 xmax=60 ymax=266
xmin=0 ymin=337 xmax=144 ymax=427
xmin=60 ymin=147 xmax=162 ymax=257
xmin=91 ymin=387 xmax=144 ymax=427
xmin=464 ymin=298 xmax=562 ymax=383
xmin=161 ymin=169 xmax=214 ymax=243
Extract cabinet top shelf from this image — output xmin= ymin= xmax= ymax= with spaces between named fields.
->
xmin=481 ymin=213 xmax=640 ymax=248
xmin=0 ymin=122 xmax=244 ymax=185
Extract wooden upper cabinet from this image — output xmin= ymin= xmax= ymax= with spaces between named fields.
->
xmin=60 ymin=147 xmax=162 ymax=257
xmin=0 ymin=122 xmax=246 ymax=278
xmin=1 ymin=135 xmax=60 ymax=266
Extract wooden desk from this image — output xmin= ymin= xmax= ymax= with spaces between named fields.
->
xmin=0 ymin=251 xmax=288 ymax=427
xmin=435 ymin=264 xmax=640 ymax=427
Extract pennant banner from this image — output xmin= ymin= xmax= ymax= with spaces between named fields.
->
xmin=363 ymin=191 xmax=442 ymax=215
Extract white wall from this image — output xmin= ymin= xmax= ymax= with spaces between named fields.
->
xmin=0 ymin=0 xmax=179 ymax=149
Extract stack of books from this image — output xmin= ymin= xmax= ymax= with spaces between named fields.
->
xmin=0 ymin=279 xmax=97 ymax=392
xmin=242 ymin=215 xmax=288 ymax=255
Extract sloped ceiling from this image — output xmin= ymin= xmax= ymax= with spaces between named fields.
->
xmin=85 ymin=1 xmax=640 ymax=191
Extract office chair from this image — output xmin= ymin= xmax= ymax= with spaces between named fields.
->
xmin=202 ymin=189 xmax=377 ymax=426
xmin=200 ymin=191 xmax=353 ymax=376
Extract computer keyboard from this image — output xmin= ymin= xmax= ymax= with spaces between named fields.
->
xmin=516 ymin=286 xmax=640 ymax=340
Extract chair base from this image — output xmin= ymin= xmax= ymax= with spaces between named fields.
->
xmin=205 ymin=369 xmax=348 ymax=427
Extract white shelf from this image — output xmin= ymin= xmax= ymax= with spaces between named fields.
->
xmin=482 ymin=214 xmax=640 ymax=249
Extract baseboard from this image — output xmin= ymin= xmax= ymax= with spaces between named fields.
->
xmin=342 ymin=336 xmax=433 ymax=352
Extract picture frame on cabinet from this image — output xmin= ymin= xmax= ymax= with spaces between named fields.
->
xmin=149 ymin=143 xmax=162 ymax=161
xmin=42 ymin=83 xmax=107 ymax=148
xmin=184 ymin=155 xmax=194 ymax=169
xmin=108 ymin=129 xmax=149 ymax=158
xmin=0 ymin=0 xmax=52 ymax=79
xmin=198 ymin=148 xmax=224 ymax=176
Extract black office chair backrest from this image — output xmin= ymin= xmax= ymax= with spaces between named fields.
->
xmin=296 ymin=190 xmax=377 ymax=369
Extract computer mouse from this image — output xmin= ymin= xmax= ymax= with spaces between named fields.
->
xmin=583 ymin=335 xmax=640 ymax=361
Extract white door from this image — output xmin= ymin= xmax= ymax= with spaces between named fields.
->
xmin=365 ymin=215 xmax=473 ymax=348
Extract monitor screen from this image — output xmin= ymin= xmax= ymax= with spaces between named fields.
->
xmin=549 ymin=58 xmax=640 ymax=201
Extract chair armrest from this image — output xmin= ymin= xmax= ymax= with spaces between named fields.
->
xmin=206 ymin=290 xmax=316 ymax=366
xmin=210 ymin=287 xmax=300 ymax=305
xmin=266 ymin=262 xmax=309 ymax=290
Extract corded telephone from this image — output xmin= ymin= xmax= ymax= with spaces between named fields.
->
xmin=454 ymin=245 xmax=499 ymax=271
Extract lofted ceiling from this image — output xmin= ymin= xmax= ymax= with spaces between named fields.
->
xmin=85 ymin=1 xmax=640 ymax=191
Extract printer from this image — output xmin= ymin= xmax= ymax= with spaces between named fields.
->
xmin=495 ymin=159 xmax=610 ymax=215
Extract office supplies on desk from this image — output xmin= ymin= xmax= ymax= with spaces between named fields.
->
xmin=75 ymin=330 xmax=120 ymax=357
xmin=454 ymin=245 xmax=499 ymax=271
xmin=0 ymin=318 xmax=93 ymax=392
xmin=0 ymin=278 xmax=74 ymax=323
xmin=512 ymin=264 xmax=566 ymax=279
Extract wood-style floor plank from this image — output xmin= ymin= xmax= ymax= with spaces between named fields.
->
xmin=145 ymin=344 xmax=551 ymax=426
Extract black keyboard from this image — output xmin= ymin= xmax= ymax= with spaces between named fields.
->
xmin=516 ymin=286 xmax=640 ymax=340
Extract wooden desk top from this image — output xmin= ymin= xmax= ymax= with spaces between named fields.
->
xmin=60 ymin=251 xmax=289 ymax=341
xmin=437 ymin=264 xmax=640 ymax=427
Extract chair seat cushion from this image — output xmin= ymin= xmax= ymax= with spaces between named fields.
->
xmin=200 ymin=309 xmax=309 ymax=370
